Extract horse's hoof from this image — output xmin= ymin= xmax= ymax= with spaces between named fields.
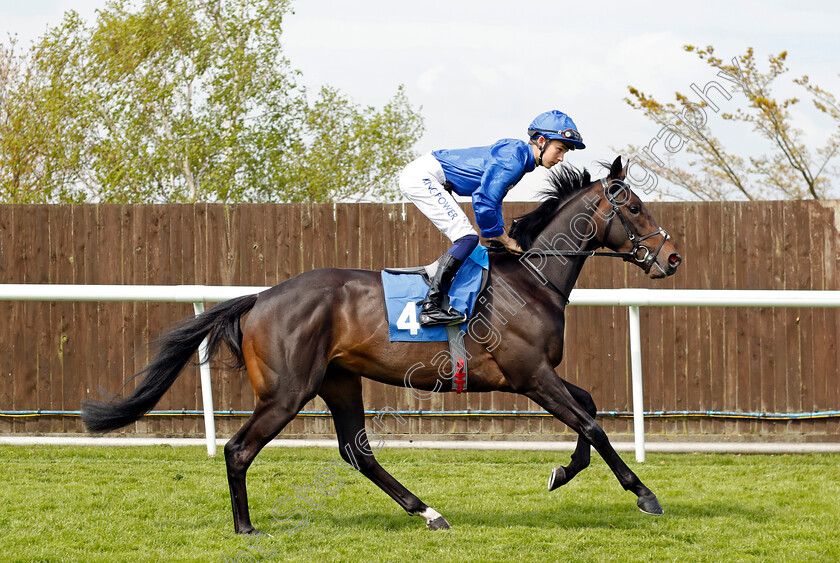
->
xmin=427 ymin=516 xmax=451 ymax=530
xmin=547 ymin=466 xmax=568 ymax=491
xmin=637 ymin=494 xmax=664 ymax=515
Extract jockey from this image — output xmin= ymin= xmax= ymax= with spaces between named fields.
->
xmin=399 ymin=109 xmax=586 ymax=327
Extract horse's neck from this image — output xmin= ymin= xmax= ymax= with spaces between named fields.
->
xmin=531 ymin=194 xmax=600 ymax=301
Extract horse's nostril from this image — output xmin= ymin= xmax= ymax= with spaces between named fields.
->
xmin=668 ymin=253 xmax=682 ymax=268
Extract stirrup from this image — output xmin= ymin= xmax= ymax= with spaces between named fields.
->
xmin=419 ymin=304 xmax=467 ymax=327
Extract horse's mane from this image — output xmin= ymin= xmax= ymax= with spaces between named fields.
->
xmin=508 ymin=165 xmax=592 ymax=251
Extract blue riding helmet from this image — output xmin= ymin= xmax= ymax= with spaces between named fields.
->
xmin=528 ymin=110 xmax=585 ymax=150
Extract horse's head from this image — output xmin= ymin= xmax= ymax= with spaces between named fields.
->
xmin=591 ymin=156 xmax=681 ymax=278
xmin=508 ymin=157 xmax=681 ymax=288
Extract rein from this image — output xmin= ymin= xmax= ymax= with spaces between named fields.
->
xmin=518 ymin=177 xmax=671 ymax=304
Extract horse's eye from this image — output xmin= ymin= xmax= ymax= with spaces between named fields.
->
xmin=628 ymin=205 xmax=641 ymax=215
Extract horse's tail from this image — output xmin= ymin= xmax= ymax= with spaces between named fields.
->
xmin=81 ymin=293 xmax=260 ymax=433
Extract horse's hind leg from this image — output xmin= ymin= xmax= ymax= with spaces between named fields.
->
xmin=548 ymin=379 xmax=596 ymax=491
xmin=224 ymin=335 xmax=323 ymax=534
xmin=318 ymin=370 xmax=451 ymax=530
xmin=224 ymin=392 xmax=314 ymax=534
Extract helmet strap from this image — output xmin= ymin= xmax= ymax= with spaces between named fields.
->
xmin=537 ymin=137 xmax=548 ymax=167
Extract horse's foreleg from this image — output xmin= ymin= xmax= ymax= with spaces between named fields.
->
xmin=319 ymin=372 xmax=451 ymax=530
xmin=548 ymin=380 xmax=596 ymax=491
xmin=524 ymin=371 xmax=663 ymax=515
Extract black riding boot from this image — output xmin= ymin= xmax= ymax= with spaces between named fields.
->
xmin=419 ymin=253 xmax=468 ymax=327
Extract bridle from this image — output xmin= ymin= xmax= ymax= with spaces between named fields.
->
xmin=519 ymin=177 xmax=671 ymax=302
xmin=599 ymin=178 xmax=671 ymax=273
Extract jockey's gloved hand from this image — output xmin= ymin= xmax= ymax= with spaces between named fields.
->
xmin=486 ymin=240 xmax=507 ymax=252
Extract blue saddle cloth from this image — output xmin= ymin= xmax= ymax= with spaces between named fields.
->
xmin=381 ymin=245 xmax=489 ymax=342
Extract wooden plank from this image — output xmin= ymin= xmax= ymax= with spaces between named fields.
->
xmin=168 ymin=204 xmax=187 ymax=435
xmin=145 ymin=204 xmax=169 ymax=434
xmin=768 ymin=201 xmax=788 ymax=422
xmin=45 ymin=205 xmax=66 ymax=432
xmin=238 ymin=204 xmax=258 ymax=415
xmin=644 ymin=304 xmax=665 ymax=435
xmin=313 ymin=203 xmax=335 ymax=270
xmin=751 ymin=203 xmax=774 ymax=427
xmin=821 ymin=203 xmax=840 ymax=428
xmin=27 ymin=206 xmax=51 ymax=432
xmin=648 ymin=203 xmax=672 ymax=434
xmin=180 ymin=204 xmax=201 ymax=435
xmin=720 ymin=202 xmax=739 ymax=435
xmin=206 ymin=204 xmax=231 ymax=413
xmin=273 ymin=204 xmax=290 ymax=283
xmin=90 ymin=206 xmax=111 ymax=432
xmin=78 ymin=206 xmax=101 ymax=429
xmin=796 ymin=204 xmax=815 ymax=433
xmin=335 ymin=203 xmax=361 ymax=270
xmin=121 ymin=205 xmax=141 ymax=433
xmin=672 ymin=203 xmax=690 ymax=431
xmin=261 ymin=203 xmax=279 ymax=285
xmin=692 ymin=203 xmax=712 ymax=435
xmin=17 ymin=206 xmax=39 ymax=433
xmin=300 ymin=203 xmax=315 ymax=272
xmin=704 ymin=202 xmax=724 ymax=435
xmin=781 ymin=203 xmax=802 ymax=418
xmin=130 ymin=205 xmax=152 ymax=434
xmin=191 ymin=203 xmax=210 ymax=435
xmin=808 ymin=203 xmax=828 ymax=437
xmin=289 ymin=204 xmax=305 ymax=279
xmin=98 ymin=205 xmax=127 ymax=434
xmin=9 ymin=207 xmax=25 ymax=433
xmin=226 ymin=204 xmax=245 ymax=413
xmin=0 ymin=205 xmax=13 ymax=433
xmin=666 ymin=200 xmax=688 ymax=434
xmin=241 ymin=204 xmax=265 ymax=286
xmin=738 ymin=203 xmax=759 ymax=419
xmin=370 ymin=204 xmax=386 ymax=271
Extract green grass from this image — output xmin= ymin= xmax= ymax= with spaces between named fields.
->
xmin=1 ymin=445 xmax=839 ymax=562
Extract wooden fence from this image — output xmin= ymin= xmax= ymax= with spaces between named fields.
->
xmin=1 ymin=200 xmax=838 ymax=441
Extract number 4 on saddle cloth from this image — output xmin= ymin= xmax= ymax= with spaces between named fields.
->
xmin=380 ymin=245 xmax=489 ymax=393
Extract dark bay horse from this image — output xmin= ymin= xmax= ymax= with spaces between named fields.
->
xmin=82 ymin=156 xmax=681 ymax=534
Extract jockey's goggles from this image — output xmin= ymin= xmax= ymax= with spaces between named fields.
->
xmin=529 ymin=128 xmax=583 ymax=144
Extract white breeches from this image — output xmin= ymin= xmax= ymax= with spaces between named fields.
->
xmin=399 ymin=152 xmax=478 ymax=243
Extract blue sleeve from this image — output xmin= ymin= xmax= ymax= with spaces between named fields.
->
xmin=472 ymin=153 xmax=526 ymax=238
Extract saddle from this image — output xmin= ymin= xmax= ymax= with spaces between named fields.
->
xmin=381 ymin=246 xmax=489 ymax=392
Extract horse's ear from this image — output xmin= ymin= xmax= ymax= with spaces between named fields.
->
xmin=609 ymin=156 xmax=624 ymax=180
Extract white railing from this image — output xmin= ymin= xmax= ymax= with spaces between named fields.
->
xmin=572 ymin=288 xmax=840 ymax=461
xmin=0 ymin=284 xmax=267 ymax=457
xmin=2 ymin=284 xmax=840 ymax=460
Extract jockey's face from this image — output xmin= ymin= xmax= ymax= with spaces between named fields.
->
xmin=536 ymin=138 xmax=571 ymax=168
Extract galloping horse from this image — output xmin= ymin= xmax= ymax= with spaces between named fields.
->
xmin=83 ymin=156 xmax=681 ymax=534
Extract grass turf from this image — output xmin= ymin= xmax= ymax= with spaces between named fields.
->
xmin=1 ymin=445 xmax=838 ymax=562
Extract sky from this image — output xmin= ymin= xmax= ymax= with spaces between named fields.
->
xmin=2 ymin=0 xmax=839 ymax=200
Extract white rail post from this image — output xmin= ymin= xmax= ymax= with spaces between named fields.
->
xmin=628 ymin=305 xmax=646 ymax=462
xmin=193 ymin=302 xmax=217 ymax=456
